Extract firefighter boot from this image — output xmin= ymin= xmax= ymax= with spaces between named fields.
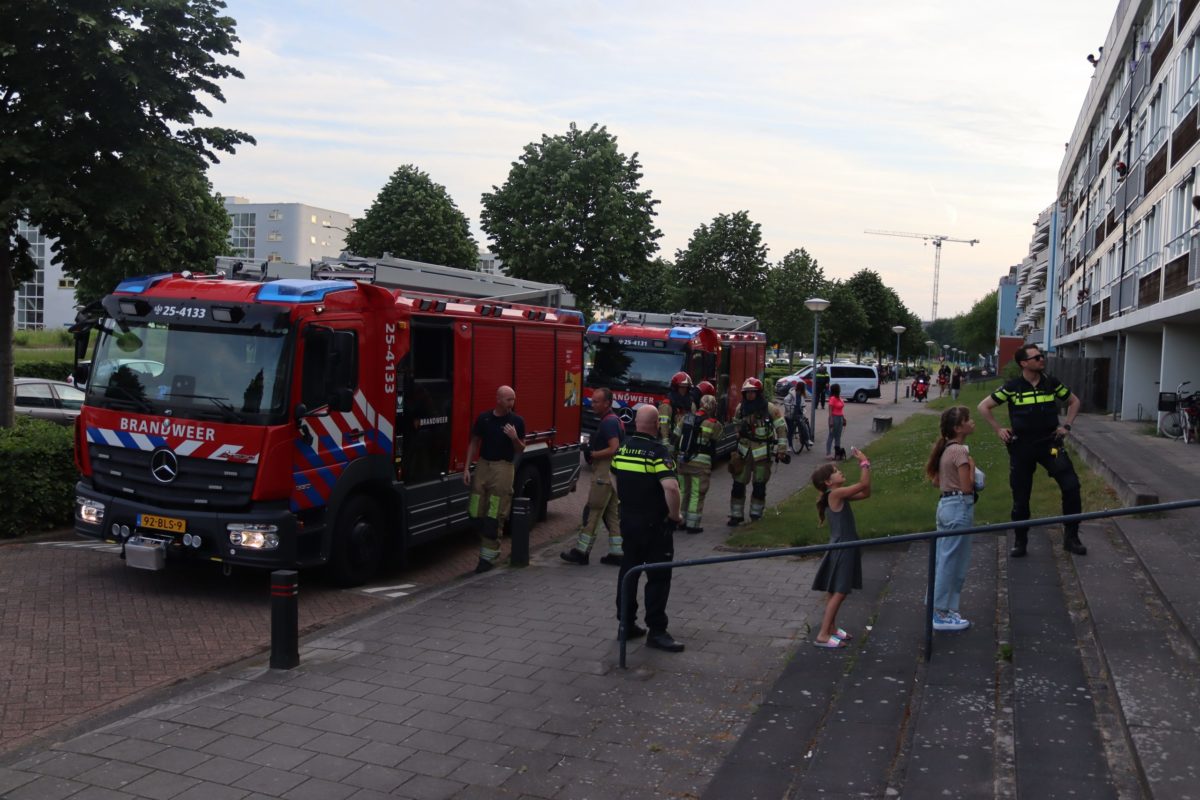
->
xmin=1010 ymin=530 xmax=1028 ymax=558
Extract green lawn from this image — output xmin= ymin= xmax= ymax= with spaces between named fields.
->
xmin=14 ymin=347 xmax=73 ymax=364
xmin=725 ymin=387 xmax=1118 ymax=549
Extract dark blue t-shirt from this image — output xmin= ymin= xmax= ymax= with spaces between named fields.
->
xmin=473 ymin=411 xmax=525 ymax=461
xmin=595 ymin=412 xmax=625 ymax=449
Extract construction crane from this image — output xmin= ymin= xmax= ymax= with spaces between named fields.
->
xmin=865 ymin=230 xmax=980 ymax=320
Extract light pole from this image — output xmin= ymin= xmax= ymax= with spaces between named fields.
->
xmin=806 ymin=297 xmax=831 ymax=445
xmin=925 ymin=340 xmax=936 ymax=369
xmin=891 ymin=325 xmax=906 ymax=403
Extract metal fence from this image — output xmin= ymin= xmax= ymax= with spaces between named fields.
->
xmin=618 ymin=499 xmax=1200 ymax=668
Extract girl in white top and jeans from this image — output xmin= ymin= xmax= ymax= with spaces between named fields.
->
xmin=924 ymin=406 xmax=981 ymax=631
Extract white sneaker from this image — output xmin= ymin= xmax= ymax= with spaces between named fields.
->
xmin=932 ymin=611 xmax=969 ymax=631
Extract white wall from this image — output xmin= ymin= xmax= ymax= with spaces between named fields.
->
xmin=1160 ymin=323 xmax=1200 ymax=428
xmin=1121 ymin=331 xmax=1161 ymax=423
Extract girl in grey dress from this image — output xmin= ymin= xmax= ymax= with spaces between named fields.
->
xmin=810 ymin=447 xmax=872 ymax=648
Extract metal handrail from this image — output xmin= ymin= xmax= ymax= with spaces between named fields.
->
xmin=617 ymin=499 xmax=1200 ymax=668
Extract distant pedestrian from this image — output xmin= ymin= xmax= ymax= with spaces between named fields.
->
xmin=463 ymin=386 xmax=526 ymax=573
xmin=613 ymin=404 xmax=685 ymax=652
xmin=950 ymin=367 xmax=964 ymax=400
xmin=561 ymin=387 xmax=624 ymax=566
xmin=925 ymin=406 xmax=980 ymax=632
xmin=810 ymin=447 xmax=871 ymax=648
xmin=826 ymin=383 xmax=846 ymax=460
xmin=977 ymin=344 xmax=1084 ymax=557
xmin=937 ymin=363 xmax=951 ymax=398
xmin=814 ymin=362 xmax=830 ymax=409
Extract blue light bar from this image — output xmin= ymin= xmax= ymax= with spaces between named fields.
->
xmin=557 ymin=309 xmax=585 ymax=326
xmin=114 ymin=273 xmax=173 ymax=294
xmin=587 ymin=321 xmax=611 ymax=333
xmin=257 ymin=280 xmax=356 ymax=303
xmin=669 ymin=326 xmax=702 ymax=339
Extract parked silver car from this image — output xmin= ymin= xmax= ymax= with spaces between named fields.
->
xmin=14 ymin=378 xmax=85 ymax=426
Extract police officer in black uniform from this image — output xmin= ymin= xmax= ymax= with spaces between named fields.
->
xmin=978 ymin=343 xmax=1085 ymax=557
xmin=612 ymin=404 xmax=685 ymax=652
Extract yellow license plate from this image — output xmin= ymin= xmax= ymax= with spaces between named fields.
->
xmin=138 ymin=513 xmax=186 ymax=533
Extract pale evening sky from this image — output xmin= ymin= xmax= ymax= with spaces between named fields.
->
xmin=207 ymin=0 xmax=1113 ymax=319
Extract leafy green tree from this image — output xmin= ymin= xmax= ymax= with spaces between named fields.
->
xmin=1 ymin=0 xmax=253 ymax=427
xmin=618 ymin=257 xmax=676 ymax=314
xmin=480 ymin=123 xmax=661 ymax=315
xmin=845 ymin=269 xmax=903 ymax=359
xmin=758 ymin=248 xmax=826 ymax=358
xmin=955 ymin=290 xmax=999 ymax=361
xmin=673 ymin=211 xmax=768 ymax=316
xmin=819 ymin=282 xmax=868 ymax=361
xmin=346 ymin=164 xmax=478 ymax=268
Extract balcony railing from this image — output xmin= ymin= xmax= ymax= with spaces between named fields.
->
xmin=1165 ymin=228 xmax=1192 ymax=261
xmin=1153 ymin=0 xmax=1177 ymax=43
xmin=1134 ymin=250 xmax=1161 ymax=276
xmin=1173 ymin=71 xmax=1200 ymax=125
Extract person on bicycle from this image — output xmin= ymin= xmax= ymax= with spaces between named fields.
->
xmin=783 ymin=382 xmax=812 ymax=449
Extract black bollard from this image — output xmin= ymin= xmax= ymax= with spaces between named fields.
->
xmin=270 ymin=570 xmax=299 ymax=669
xmin=509 ymin=497 xmax=531 ymax=567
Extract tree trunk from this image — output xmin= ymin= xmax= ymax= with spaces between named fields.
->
xmin=0 ymin=247 xmax=15 ymax=428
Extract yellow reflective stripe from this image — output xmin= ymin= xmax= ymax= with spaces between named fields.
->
xmin=991 ymin=389 xmax=1012 ymax=403
xmin=612 ymin=455 xmax=672 ymax=474
xmin=1054 ymin=384 xmax=1070 ymax=399
xmin=1009 ymin=392 xmax=1061 ymax=406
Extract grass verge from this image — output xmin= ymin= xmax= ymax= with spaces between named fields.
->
xmin=726 ymin=390 xmax=1118 ymax=549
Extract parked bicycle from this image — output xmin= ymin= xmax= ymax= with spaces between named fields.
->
xmin=789 ymin=410 xmax=813 ymax=454
xmin=1159 ymin=380 xmax=1200 ymax=443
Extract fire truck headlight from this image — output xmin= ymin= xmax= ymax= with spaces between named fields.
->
xmin=227 ymin=524 xmax=280 ymax=550
xmin=76 ymin=497 xmax=105 ymax=526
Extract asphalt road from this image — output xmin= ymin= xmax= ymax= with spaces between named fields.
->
xmin=0 ymin=392 xmax=925 ymax=755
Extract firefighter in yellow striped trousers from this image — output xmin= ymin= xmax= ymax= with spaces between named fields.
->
xmin=561 ymin=387 xmax=625 ymax=566
xmin=463 ymin=386 xmax=526 ymax=573
xmin=675 ymin=390 xmax=723 ymax=533
xmin=728 ymin=378 xmax=787 ymax=526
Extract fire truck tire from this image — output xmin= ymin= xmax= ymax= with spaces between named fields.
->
xmin=330 ymin=494 xmax=384 ymax=587
xmin=512 ymin=463 xmax=547 ymax=523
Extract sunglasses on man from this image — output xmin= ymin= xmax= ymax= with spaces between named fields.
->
xmin=1021 ymin=353 xmax=1045 ymax=362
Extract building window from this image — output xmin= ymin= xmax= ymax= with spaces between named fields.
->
xmin=310 ymin=214 xmax=317 ymax=224
xmin=1174 ymin=36 xmax=1200 ymax=125
xmin=57 ymin=278 xmax=77 ymax=290
xmin=228 ymin=211 xmax=257 ymax=258
xmin=310 ymin=235 xmax=317 ymax=245
xmin=267 ymin=230 xmax=282 ymax=242
xmin=15 ymin=221 xmax=46 ymax=329
xmin=268 ymin=209 xmax=283 ymax=221
xmin=268 ymin=252 xmax=282 ymax=262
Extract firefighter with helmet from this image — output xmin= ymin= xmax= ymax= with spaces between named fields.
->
xmin=658 ymin=371 xmax=696 ymax=454
xmin=728 ymin=377 xmax=787 ymax=526
xmin=673 ymin=382 xmax=723 ymax=533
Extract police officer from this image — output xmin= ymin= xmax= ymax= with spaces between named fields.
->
xmin=978 ymin=344 xmax=1084 ymax=557
xmin=613 ymin=404 xmax=685 ymax=652
xmin=728 ymin=378 xmax=788 ymax=526
xmin=658 ymin=372 xmax=696 ymax=454
xmin=674 ymin=386 xmax=723 ymax=533
xmin=561 ymin=387 xmax=624 ymax=566
xmin=814 ymin=362 xmax=830 ymax=409
xmin=463 ymin=385 xmax=526 ymax=573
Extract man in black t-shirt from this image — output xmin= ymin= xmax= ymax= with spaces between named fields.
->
xmin=978 ymin=344 xmax=1084 ymax=558
xmin=463 ymin=386 xmax=526 ymax=573
xmin=561 ymin=387 xmax=625 ymax=566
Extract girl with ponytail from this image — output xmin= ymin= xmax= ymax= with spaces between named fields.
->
xmin=809 ymin=446 xmax=872 ymax=648
xmin=926 ymin=406 xmax=980 ymax=632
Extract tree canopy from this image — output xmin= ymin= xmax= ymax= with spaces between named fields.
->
xmin=758 ymin=248 xmax=826 ymax=353
xmin=1 ymin=0 xmax=254 ymax=426
xmin=480 ymin=123 xmax=661 ymax=316
xmin=618 ymin=257 xmax=676 ymax=314
xmin=818 ymin=282 xmax=869 ymax=361
xmin=673 ymin=211 xmax=768 ymax=316
xmin=345 ymin=164 xmax=478 ymax=268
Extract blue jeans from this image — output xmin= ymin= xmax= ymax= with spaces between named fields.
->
xmin=934 ymin=495 xmax=974 ymax=613
xmin=825 ymin=415 xmax=844 ymax=455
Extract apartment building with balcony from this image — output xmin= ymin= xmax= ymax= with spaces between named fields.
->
xmin=1014 ymin=206 xmax=1053 ymax=344
xmin=222 ymin=198 xmax=352 ymax=265
xmin=1053 ymin=0 xmax=1200 ymax=421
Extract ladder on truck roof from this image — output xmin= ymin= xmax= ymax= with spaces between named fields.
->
xmin=611 ymin=309 xmax=758 ymax=332
xmin=311 ymin=254 xmax=575 ymax=308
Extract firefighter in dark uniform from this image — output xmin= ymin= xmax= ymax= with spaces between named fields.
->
xmin=613 ymin=404 xmax=685 ymax=652
xmin=658 ymin=371 xmax=696 ymax=455
xmin=978 ymin=344 xmax=1084 ymax=557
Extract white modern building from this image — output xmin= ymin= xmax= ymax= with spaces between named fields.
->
xmin=1048 ymin=0 xmax=1200 ymax=421
xmin=1014 ymin=206 xmax=1053 ymax=343
xmin=11 ymin=222 xmax=78 ymax=330
xmin=222 ymin=198 xmax=352 ymax=265
xmin=477 ymin=251 xmax=505 ymax=275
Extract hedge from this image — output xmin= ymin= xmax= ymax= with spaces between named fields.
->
xmin=0 ymin=417 xmax=76 ymax=538
xmin=14 ymin=360 xmax=73 ymax=381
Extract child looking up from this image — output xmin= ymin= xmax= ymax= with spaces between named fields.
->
xmin=924 ymin=406 xmax=979 ymax=632
xmin=810 ymin=447 xmax=871 ymax=648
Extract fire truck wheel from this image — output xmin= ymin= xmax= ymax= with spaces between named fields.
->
xmin=330 ymin=494 xmax=384 ymax=587
xmin=512 ymin=463 xmax=547 ymax=523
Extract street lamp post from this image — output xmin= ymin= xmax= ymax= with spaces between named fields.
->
xmin=805 ymin=298 xmax=831 ymax=445
xmin=891 ymin=325 xmax=906 ymax=403
xmin=925 ymin=340 xmax=935 ymax=369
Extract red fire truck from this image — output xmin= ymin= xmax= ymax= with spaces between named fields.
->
xmin=71 ymin=256 xmax=584 ymax=585
xmin=583 ymin=310 xmax=766 ymax=451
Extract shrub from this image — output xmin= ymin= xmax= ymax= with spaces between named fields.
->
xmin=14 ymin=360 xmax=73 ymax=381
xmin=0 ymin=417 xmax=77 ymax=538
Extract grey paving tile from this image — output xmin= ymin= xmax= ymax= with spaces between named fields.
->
xmin=301 ymin=731 xmax=369 ymax=757
xmin=258 ymin=721 xmax=324 ymax=747
xmin=183 ymin=755 xmax=260 ymax=785
xmin=349 ymin=740 xmax=417 ymax=767
xmin=247 ymin=743 xmax=313 ymax=771
xmin=400 ymin=750 xmax=466 ymax=779
xmin=94 ymin=739 xmax=169 ymax=763
xmin=68 ymin=788 xmax=141 ymax=800
xmin=56 ymin=733 xmax=126 ymax=755
xmin=267 ymin=705 xmax=328 ymax=727
xmin=214 ymin=714 xmax=279 ymax=738
xmin=311 ymin=711 xmax=373 ymax=736
xmin=200 ymin=734 xmax=271 ymax=760
xmin=153 ymin=726 xmax=225 ymax=750
xmin=140 ymin=747 xmax=212 ymax=775
xmin=291 ymin=752 xmax=361 ymax=781
xmin=281 ymin=777 xmax=357 ymax=800
xmin=448 ymin=760 xmax=515 ymax=787
xmin=403 ymin=729 xmax=465 ymax=755
xmin=343 ymin=763 xmax=415 ymax=793
xmin=232 ymin=766 xmax=308 ymax=796
xmin=170 ymin=782 xmax=250 ymax=800
xmin=448 ymin=738 xmax=513 ymax=764
xmin=405 ymin=710 xmax=461 ymax=733
xmin=393 ymin=773 xmax=466 ymax=800
xmin=122 ymin=769 xmax=201 ymax=800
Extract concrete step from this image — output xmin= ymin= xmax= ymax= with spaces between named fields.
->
xmin=1073 ymin=519 xmax=1200 ymax=798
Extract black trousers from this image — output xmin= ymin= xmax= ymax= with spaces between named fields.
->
xmin=616 ymin=523 xmax=674 ymax=632
xmin=1008 ymin=435 xmax=1082 ymax=542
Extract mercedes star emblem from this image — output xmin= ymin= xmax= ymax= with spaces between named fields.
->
xmin=150 ymin=449 xmax=179 ymax=484
xmin=616 ymin=406 xmax=636 ymax=425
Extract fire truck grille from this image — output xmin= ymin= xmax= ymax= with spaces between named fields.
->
xmin=88 ymin=444 xmax=257 ymax=510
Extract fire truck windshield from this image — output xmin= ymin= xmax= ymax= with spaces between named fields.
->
xmin=87 ymin=320 xmax=292 ymax=424
xmin=585 ymin=340 xmax=686 ymax=391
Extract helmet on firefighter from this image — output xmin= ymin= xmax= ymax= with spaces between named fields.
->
xmin=670 ymin=372 xmax=693 ymax=390
xmin=741 ymin=377 xmax=764 ymax=394
xmin=697 ymin=380 xmax=716 ymax=397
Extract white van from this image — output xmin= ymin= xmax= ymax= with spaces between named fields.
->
xmin=775 ymin=363 xmax=881 ymax=403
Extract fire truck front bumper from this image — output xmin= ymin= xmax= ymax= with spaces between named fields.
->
xmin=73 ymin=482 xmax=320 ymax=570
